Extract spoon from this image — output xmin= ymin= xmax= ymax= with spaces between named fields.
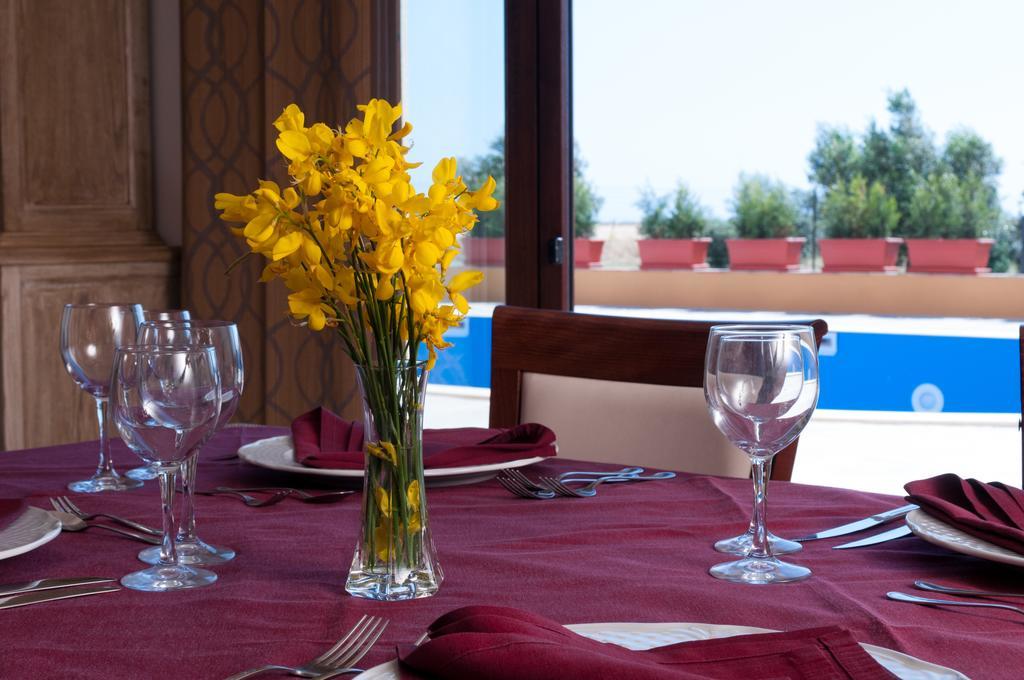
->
xmin=887 ymin=591 xmax=1024 ymax=616
xmin=915 ymin=580 xmax=1024 ymax=599
xmin=50 ymin=510 xmax=161 ymax=545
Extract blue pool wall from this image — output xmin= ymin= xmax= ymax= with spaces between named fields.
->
xmin=431 ymin=314 xmax=1023 ymax=414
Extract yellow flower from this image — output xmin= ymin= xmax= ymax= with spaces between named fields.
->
xmin=447 ymin=270 xmax=484 ymax=314
xmin=406 ymin=480 xmax=421 ymax=509
xmin=366 ymin=440 xmax=398 ymax=466
xmin=276 ymin=130 xmax=312 ymax=163
xmin=374 ymin=486 xmax=391 ymax=517
xmin=358 ymin=239 xmax=404 ymax=276
xmin=461 ymin=175 xmax=500 ymax=212
xmin=273 ymin=103 xmax=305 ymax=132
xmin=214 ymin=192 xmax=257 ymax=222
xmin=287 ymin=288 xmax=329 ymax=331
xmin=216 ymin=99 xmax=492 ymax=370
xmin=374 ymin=523 xmax=393 ymax=561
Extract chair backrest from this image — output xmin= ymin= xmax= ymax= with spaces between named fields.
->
xmin=489 ymin=306 xmax=828 ymax=480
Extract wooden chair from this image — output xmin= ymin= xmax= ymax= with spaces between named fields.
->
xmin=489 ymin=306 xmax=828 ymax=481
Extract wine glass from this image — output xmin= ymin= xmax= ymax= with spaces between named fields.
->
xmin=127 ymin=310 xmax=193 ymax=483
xmin=111 ymin=345 xmax=221 ymax=591
xmin=60 ymin=303 xmax=145 ymax=493
xmin=704 ymin=324 xmax=815 ymax=556
xmin=136 ymin=320 xmax=243 ymax=566
xmin=706 ymin=328 xmax=819 ymax=584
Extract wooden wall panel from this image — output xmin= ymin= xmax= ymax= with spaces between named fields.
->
xmin=0 ymin=0 xmax=177 ymax=450
xmin=1 ymin=259 xmax=177 ymax=450
xmin=0 ymin=0 xmax=153 ymax=239
xmin=182 ymin=0 xmax=400 ymax=425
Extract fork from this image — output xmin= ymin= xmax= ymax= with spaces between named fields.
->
xmin=50 ymin=496 xmax=160 ymax=536
xmin=48 ymin=507 xmax=161 ymax=545
xmin=887 ymin=591 xmax=1024 ymax=617
xmin=497 ymin=474 xmax=556 ymax=499
xmin=502 ymin=467 xmax=644 ymax=493
xmin=196 ymin=489 xmax=291 ymax=507
xmin=213 ymin=487 xmax=356 ymax=504
xmin=540 ymin=472 xmax=676 ymax=497
xmin=223 ymin=615 xmax=388 ymax=679
xmin=915 ymin=580 xmax=1024 ymax=599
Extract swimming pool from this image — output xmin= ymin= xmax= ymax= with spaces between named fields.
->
xmin=430 ymin=304 xmax=1023 ymax=414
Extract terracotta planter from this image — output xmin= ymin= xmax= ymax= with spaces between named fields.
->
xmin=464 ymin=237 xmax=505 ymax=266
xmin=574 ymin=238 xmax=604 ymax=269
xmin=819 ymin=238 xmax=903 ymax=273
xmin=726 ymin=237 xmax=805 ymax=272
xmin=905 ymin=238 xmax=993 ymax=275
xmin=637 ymin=238 xmax=712 ymax=270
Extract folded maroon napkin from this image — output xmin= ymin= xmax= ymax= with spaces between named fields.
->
xmin=0 ymin=496 xmax=27 ymax=533
xmin=398 ymin=606 xmax=894 ymax=680
xmin=292 ymin=408 xmax=557 ymax=470
xmin=905 ymin=473 xmax=1024 ymax=554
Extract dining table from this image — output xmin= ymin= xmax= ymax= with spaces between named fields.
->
xmin=1 ymin=423 xmax=1021 ymax=678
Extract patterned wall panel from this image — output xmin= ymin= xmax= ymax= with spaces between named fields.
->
xmin=182 ymin=0 xmax=399 ymax=424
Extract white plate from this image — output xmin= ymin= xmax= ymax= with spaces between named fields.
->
xmin=355 ymin=621 xmax=965 ymax=679
xmin=0 ymin=506 xmax=61 ymax=561
xmin=238 ymin=435 xmax=547 ymax=487
xmin=906 ymin=508 xmax=1024 ymax=568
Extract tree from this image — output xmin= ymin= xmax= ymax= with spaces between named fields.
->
xmin=458 ymin=136 xmax=603 ymax=238
xmin=808 ymin=126 xmax=860 ymax=189
xmin=458 ymin=137 xmax=505 ymax=237
xmin=859 ymin=90 xmax=937 ymax=225
xmin=943 ymin=129 xmax=1002 ymax=182
xmin=573 ymin=145 xmax=604 ymax=238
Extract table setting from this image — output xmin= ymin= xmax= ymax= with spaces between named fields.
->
xmin=4 ymin=99 xmax=1024 ymax=679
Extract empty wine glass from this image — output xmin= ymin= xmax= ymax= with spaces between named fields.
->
xmin=706 ymin=328 xmax=819 ymax=584
xmin=60 ymin=303 xmax=145 ymax=493
xmin=126 ymin=311 xmax=193 ymax=481
xmin=136 ymin=320 xmax=243 ymax=566
xmin=705 ymin=324 xmax=815 ymax=556
xmin=111 ymin=345 xmax=221 ymax=591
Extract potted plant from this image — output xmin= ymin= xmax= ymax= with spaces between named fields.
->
xmin=818 ymin=175 xmax=902 ymax=272
xmin=573 ymin=147 xmax=605 ymax=268
xmin=726 ymin=175 xmax=804 ymax=271
xmin=902 ymin=172 xmax=996 ymax=274
xmin=635 ymin=184 xmax=712 ymax=269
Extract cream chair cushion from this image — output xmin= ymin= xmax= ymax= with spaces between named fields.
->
xmin=519 ymin=372 xmax=749 ymax=477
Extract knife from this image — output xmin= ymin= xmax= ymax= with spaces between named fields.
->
xmin=792 ymin=504 xmax=917 ymax=542
xmin=0 ymin=577 xmax=116 ymax=598
xmin=0 ymin=583 xmax=120 ymax=610
xmin=832 ymin=524 xmax=914 ymax=549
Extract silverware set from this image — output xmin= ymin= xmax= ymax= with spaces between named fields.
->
xmin=48 ymin=497 xmax=160 ymax=545
xmin=793 ymin=504 xmax=917 ymax=549
xmin=224 ymin=615 xmax=388 ymax=679
xmin=197 ymin=487 xmax=355 ymax=507
xmin=497 ymin=467 xmax=676 ymax=499
xmin=887 ymin=580 xmax=1024 ymax=618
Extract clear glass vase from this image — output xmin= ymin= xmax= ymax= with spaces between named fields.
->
xmin=345 ymin=361 xmax=442 ymax=601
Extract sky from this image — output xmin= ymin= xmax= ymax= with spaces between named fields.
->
xmin=404 ymin=0 xmax=1024 ymax=223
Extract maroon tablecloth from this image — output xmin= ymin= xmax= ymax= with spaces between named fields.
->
xmin=1 ymin=426 xmax=1020 ymax=678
